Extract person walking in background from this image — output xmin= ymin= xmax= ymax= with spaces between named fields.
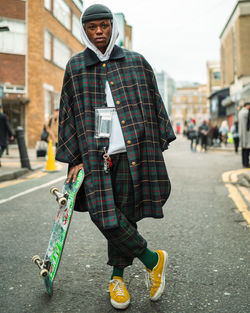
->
xmin=183 ymin=120 xmax=188 ymax=137
xmin=238 ymin=102 xmax=250 ymax=168
xmin=212 ymin=125 xmax=220 ymax=146
xmin=199 ymin=120 xmax=209 ymax=152
xmin=46 ymin=109 xmax=59 ymax=146
xmin=188 ymin=119 xmax=198 ymax=151
xmin=0 ymin=105 xmax=14 ymax=167
xmin=230 ymin=120 xmax=240 ymax=153
xmin=55 ymin=4 xmax=176 ymax=310
xmin=219 ymin=120 xmax=229 ymax=147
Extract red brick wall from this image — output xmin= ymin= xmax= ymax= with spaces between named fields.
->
xmin=0 ymin=54 xmax=25 ymax=85
xmin=0 ymin=0 xmax=25 ymax=20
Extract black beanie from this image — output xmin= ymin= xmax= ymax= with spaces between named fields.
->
xmin=82 ymin=4 xmax=113 ymax=23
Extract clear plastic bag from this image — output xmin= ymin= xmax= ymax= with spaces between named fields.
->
xmin=94 ymin=108 xmax=116 ymax=138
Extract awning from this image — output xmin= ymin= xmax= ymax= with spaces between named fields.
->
xmin=222 ymin=84 xmax=250 ymax=107
xmin=222 ymin=96 xmax=234 ymax=107
xmin=2 ymin=96 xmax=30 ymax=105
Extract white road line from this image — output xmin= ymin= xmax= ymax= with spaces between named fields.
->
xmin=0 ymin=176 xmax=66 ymax=205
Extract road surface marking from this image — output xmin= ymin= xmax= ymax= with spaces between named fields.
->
xmin=0 ymin=176 xmax=65 ymax=204
xmin=222 ymin=168 xmax=250 ymax=184
xmin=224 ymin=183 xmax=250 ymax=226
xmin=222 ymin=169 xmax=250 ymax=226
xmin=238 ymin=186 xmax=250 ymax=203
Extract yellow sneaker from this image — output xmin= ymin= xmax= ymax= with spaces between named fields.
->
xmin=146 ymin=250 xmax=168 ymax=301
xmin=109 ymin=276 xmax=130 ymax=309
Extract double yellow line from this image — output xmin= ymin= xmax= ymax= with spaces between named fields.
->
xmin=222 ymin=169 xmax=250 ymax=226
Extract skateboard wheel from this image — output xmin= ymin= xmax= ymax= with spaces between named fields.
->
xmin=40 ymin=269 xmax=49 ymax=278
xmin=32 ymin=255 xmax=41 ymax=264
xmin=50 ymin=187 xmax=59 ymax=195
xmin=58 ymin=197 xmax=67 ymax=206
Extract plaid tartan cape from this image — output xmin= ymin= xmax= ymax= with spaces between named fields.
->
xmin=56 ymin=46 xmax=176 ymax=229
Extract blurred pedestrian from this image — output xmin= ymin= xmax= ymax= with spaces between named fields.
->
xmin=212 ymin=125 xmax=220 ymax=146
xmin=188 ymin=119 xmax=198 ymax=151
xmin=199 ymin=120 xmax=209 ymax=151
xmin=46 ymin=109 xmax=59 ymax=146
xmin=238 ymin=102 xmax=250 ymax=167
xmin=230 ymin=120 xmax=240 ymax=153
xmin=183 ymin=120 xmax=188 ymax=137
xmin=55 ymin=4 xmax=176 ymax=310
xmin=219 ymin=120 xmax=229 ymax=146
xmin=0 ymin=105 xmax=14 ymax=167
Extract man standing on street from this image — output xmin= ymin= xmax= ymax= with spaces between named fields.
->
xmin=0 ymin=105 xmax=14 ymax=167
xmin=56 ymin=4 xmax=176 ymax=310
xmin=238 ymin=102 xmax=250 ymax=168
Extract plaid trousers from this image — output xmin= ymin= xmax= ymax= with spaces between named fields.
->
xmin=93 ymin=153 xmax=147 ymax=269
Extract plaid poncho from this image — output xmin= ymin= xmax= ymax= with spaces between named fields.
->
xmin=56 ymin=46 xmax=176 ymax=229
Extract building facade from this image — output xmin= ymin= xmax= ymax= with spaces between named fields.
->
xmin=206 ymin=60 xmax=221 ymax=95
xmin=220 ymin=0 xmax=250 ymax=127
xmin=206 ymin=60 xmax=229 ymax=126
xmin=154 ymin=70 xmax=175 ymax=118
xmin=0 ymin=0 xmax=84 ymax=147
xmin=115 ymin=13 xmax=132 ymax=50
xmin=172 ymin=84 xmax=208 ymax=133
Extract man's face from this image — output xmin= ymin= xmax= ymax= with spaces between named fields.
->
xmin=84 ymin=19 xmax=112 ymax=53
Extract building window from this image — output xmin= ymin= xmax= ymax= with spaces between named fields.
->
xmin=44 ymin=30 xmax=52 ymax=60
xmin=53 ymin=92 xmax=60 ymax=110
xmin=44 ymin=0 xmax=51 ymax=10
xmin=53 ymin=37 xmax=71 ymax=69
xmin=72 ymin=14 xmax=81 ymax=41
xmin=0 ymin=19 xmax=26 ymax=55
xmin=44 ymin=89 xmax=52 ymax=121
xmin=176 ymin=95 xmax=181 ymax=103
xmin=213 ymin=71 xmax=220 ymax=80
xmin=53 ymin=0 xmax=71 ymax=30
xmin=198 ymin=95 xmax=203 ymax=103
xmin=72 ymin=0 xmax=83 ymax=11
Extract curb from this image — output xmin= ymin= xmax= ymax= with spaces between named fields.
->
xmin=0 ymin=165 xmax=44 ymax=183
xmin=0 ymin=168 xmax=29 ymax=182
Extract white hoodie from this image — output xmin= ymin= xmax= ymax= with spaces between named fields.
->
xmin=80 ymin=13 xmax=119 ymax=62
xmin=79 ymin=14 xmax=126 ymax=155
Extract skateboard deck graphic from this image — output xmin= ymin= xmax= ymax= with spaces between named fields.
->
xmin=32 ymin=169 xmax=84 ymax=296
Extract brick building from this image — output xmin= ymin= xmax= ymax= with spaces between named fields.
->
xmin=115 ymin=13 xmax=132 ymax=50
xmin=206 ymin=61 xmax=228 ymax=126
xmin=206 ymin=60 xmax=221 ymax=95
xmin=172 ymin=84 xmax=208 ymax=134
xmin=220 ymin=0 xmax=250 ymax=127
xmin=0 ymin=1 xmax=133 ymax=147
xmin=0 ymin=0 xmax=84 ymax=147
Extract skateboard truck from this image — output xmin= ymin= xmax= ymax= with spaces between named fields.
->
xmin=32 ymin=255 xmax=51 ymax=278
xmin=50 ymin=187 xmax=68 ymax=206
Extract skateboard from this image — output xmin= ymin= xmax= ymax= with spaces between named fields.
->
xmin=32 ymin=169 xmax=84 ymax=296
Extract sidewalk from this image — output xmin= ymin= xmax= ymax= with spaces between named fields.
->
xmin=0 ymin=144 xmax=47 ymax=182
xmin=208 ymin=142 xmax=235 ymax=153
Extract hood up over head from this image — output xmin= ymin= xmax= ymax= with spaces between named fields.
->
xmin=80 ymin=4 xmax=119 ymax=62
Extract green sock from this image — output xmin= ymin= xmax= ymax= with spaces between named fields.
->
xmin=111 ymin=267 xmax=124 ymax=280
xmin=138 ymin=248 xmax=158 ymax=270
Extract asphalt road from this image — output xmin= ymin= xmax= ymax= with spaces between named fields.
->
xmin=0 ymin=137 xmax=249 ymax=313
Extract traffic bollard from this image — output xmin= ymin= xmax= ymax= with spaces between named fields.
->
xmin=16 ymin=126 xmax=31 ymax=169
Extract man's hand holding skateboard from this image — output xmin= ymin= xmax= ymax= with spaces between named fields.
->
xmin=66 ymin=163 xmax=83 ymax=183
